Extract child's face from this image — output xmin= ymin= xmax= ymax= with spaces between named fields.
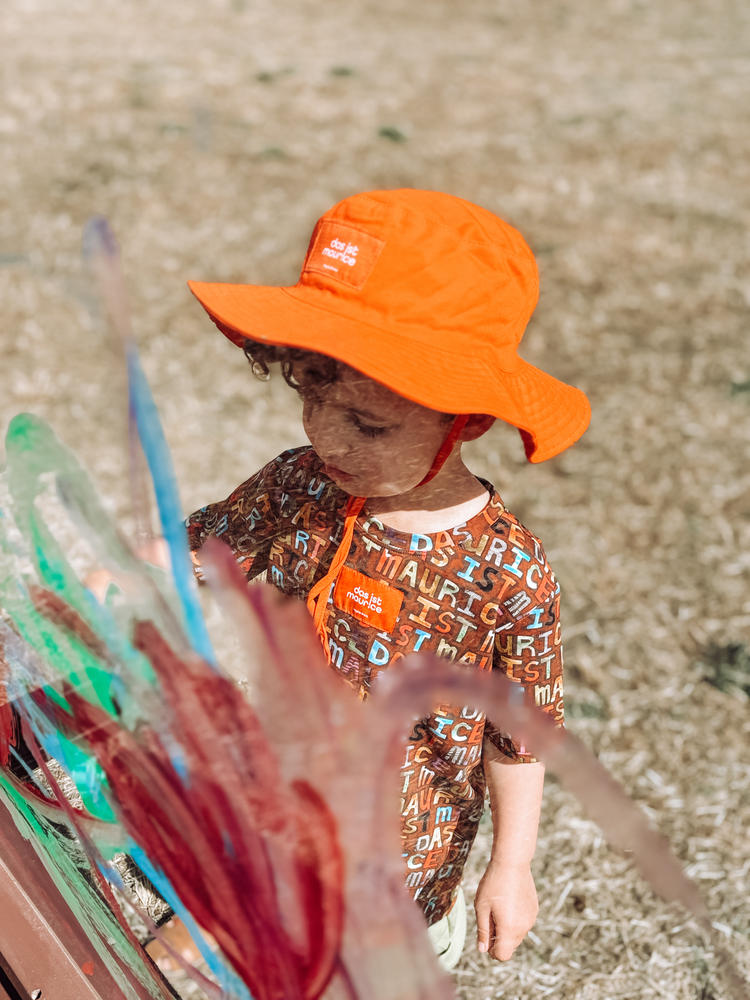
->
xmin=291 ymin=358 xmax=453 ymax=499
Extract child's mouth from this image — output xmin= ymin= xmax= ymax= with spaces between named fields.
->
xmin=324 ymin=463 xmax=354 ymax=482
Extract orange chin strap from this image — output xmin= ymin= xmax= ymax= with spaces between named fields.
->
xmin=416 ymin=414 xmax=469 ymax=488
xmin=306 ymin=414 xmax=469 ymax=663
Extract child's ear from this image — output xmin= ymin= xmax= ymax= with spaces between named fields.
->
xmin=461 ymin=414 xmax=496 ymax=442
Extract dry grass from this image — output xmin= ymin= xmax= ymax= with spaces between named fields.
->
xmin=1 ymin=0 xmax=749 ymax=997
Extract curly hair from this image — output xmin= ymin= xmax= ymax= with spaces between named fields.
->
xmin=240 ymin=337 xmax=460 ymax=425
xmin=241 ymin=338 xmax=340 ymax=391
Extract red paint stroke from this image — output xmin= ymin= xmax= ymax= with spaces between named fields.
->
xmin=0 ymin=633 xmax=14 ymax=767
xmin=28 ymin=586 xmax=111 ymax=662
xmin=0 ymin=703 xmax=16 ymax=768
xmin=32 ymin=619 xmax=345 ymax=1000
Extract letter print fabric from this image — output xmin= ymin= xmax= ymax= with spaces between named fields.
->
xmin=187 ymin=447 xmax=564 ymax=925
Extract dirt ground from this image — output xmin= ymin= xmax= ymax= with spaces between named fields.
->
xmin=1 ymin=0 xmax=749 ymax=997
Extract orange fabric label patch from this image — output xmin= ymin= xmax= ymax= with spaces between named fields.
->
xmin=333 ymin=565 xmax=404 ymax=631
xmin=303 ymin=220 xmax=385 ymax=289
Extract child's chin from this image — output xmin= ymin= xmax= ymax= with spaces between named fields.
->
xmin=323 ymin=463 xmax=356 ymax=486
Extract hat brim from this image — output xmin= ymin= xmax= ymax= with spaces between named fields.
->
xmin=188 ymin=280 xmax=590 ymax=463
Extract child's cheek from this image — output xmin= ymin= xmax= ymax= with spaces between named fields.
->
xmin=369 ymin=440 xmax=400 ymax=473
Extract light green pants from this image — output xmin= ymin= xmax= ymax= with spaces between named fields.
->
xmin=426 ymin=886 xmax=467 ymax=970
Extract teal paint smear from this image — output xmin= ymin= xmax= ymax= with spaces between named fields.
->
xmin=30 ymin=715 xmax=115 ymax=822
xmin=0 ymin=415 xmax=191 ymax=803
xmin=0 ymin=606 xmax=119 ymax=821
xmin=1 ymin=417 xmax=156 ymax=689
xmin=0 ymin=623 xmax=117 ymax=824
xmin=2 ymin=412 xmax=182 ymax=670
xmin=0 ymin=416 xmax=170 ymax=825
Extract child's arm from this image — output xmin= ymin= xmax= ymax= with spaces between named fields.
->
xmin=474 ymin=739 xmax=545 ymax=961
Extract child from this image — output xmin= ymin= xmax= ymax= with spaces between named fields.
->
xmin=185 ymin=188 xmax=590 ymax=968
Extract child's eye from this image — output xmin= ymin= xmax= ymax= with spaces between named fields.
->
xmin=348 ymin=413 xmax=389 ymax=438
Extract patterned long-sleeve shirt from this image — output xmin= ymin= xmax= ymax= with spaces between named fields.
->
xmin=186 ymin=447 xmax=563 ymax=924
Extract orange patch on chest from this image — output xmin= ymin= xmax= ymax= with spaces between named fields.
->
xmin=333 ymin=566 xmax=404 ymax=631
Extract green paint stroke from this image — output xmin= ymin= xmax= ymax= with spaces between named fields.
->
xmin=0 ymin=413 xmax=192 ymax=993
xmin=3 ymin=413 xmax=182 ymax=673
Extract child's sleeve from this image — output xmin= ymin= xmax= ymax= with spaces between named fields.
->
xmin=484 ymin=552 xmax=564 ymax=764
xmin=185 ymin=458 xmax=284 ymax=582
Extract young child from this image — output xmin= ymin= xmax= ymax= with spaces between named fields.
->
xmin=185 ymin=188 xmax=590 ymax=969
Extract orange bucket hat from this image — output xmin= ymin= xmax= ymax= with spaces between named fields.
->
xmin=188 ymin=188 xmax=590 ymax=462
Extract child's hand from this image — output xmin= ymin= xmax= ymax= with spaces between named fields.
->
xmin=474 ymin=859 xmax=538 ymax=961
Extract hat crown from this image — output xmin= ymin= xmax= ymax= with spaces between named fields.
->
xmin=325 ymin=188 xmax=535 ymax=260
xmin=300 ymin=189 xmax=539 ymax=352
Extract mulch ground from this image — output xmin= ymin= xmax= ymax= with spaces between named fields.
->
xmin=1 ymin=0 xmax=748 ymax=997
